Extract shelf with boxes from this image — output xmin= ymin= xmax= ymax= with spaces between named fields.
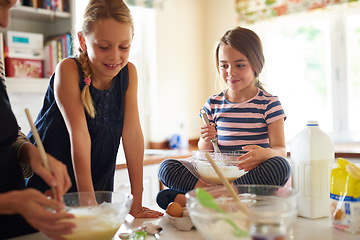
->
xmin=2 ymin=2 xmax=74 ymax=93
xmin=3 ymin=30 xmax=72 ymax=84
xmin=4 ymin=30 xmax=45 ymax=79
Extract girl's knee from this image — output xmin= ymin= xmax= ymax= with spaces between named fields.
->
xmin=235 ymin=156 xmax=291 ymax=186
xmin=159 ymin=159 xmax=181 ymax=173
xmin=267 ymin=156 xmax=291 ymax=185
xmin=158 ymin=159 xmax=183 ymax=184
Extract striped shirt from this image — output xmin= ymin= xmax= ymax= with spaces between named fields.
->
xmin=202 ymin=88 xmax=286 ymax=151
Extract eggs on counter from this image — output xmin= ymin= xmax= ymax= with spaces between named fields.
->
xmin=165 ymin=202 xmax=194 ymax=231
xmin=166 ymin=202 xmax=183 ymax=217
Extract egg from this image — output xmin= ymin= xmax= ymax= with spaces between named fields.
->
xmin=166 ymin=202 xmax=183 ymax=217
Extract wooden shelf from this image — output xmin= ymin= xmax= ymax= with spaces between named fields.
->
xmin=6 ymin=77 xmax=49 ymax=93
xmin=10 ymin=5 xmax=70 ymax=21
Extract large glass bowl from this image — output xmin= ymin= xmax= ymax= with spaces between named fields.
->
xmin=193 ymin=150 xmax=247 ymax=184
xmin=62 ymin=191 xmax=133 ymax=240
xmin=186 ymin=185 xmax=298 ymax=240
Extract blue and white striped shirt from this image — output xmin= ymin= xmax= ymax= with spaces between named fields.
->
xmin=202 ymin=88 xmax=286 ymax=151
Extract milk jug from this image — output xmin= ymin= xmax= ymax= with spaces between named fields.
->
xmin=291 ymin=121 xmax=335 ymax=219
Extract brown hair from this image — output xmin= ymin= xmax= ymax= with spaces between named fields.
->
xmin=78 ymin=0 xmax=134 ymax=118
xmin=215 ymin=26 xmax=265 ymax=90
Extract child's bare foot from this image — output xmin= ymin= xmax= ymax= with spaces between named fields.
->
xmin=156 ymin=189 xmax=185 ymax=210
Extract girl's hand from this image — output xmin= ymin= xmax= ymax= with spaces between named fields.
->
xmin=12 ymin=189 xmax=75 ymax=240
xmin=236 ymin=145 xmax=271 ymax=171
xmin=200 ymin=123 xmax=218 ymax=142
xmin=133 ymin=206 xmax=164 ymax=218
xmin=130 ymin=193 xmax=163 ymax=218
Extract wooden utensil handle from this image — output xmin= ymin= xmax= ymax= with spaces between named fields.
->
xmin=205 ymin=152 xmax=249 ymax=215
xmin=200 ymin=109 xmax=210 ymax=125
xmin=25 ymin=108 xmax=57 ymax=200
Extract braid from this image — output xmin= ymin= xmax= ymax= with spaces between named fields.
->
xmin=78 ymin=49 xmax=95 ymax=118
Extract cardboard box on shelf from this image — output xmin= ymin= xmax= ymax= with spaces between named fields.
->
xmin=6 ymin=47 xmax=44 ymax=60
xmin=5 ymin=57 xmax=43 ymax=78
xmin=5 ymin=31 xmax=44 ymax=51
xmin=4 ymin=31 xmax=44 ymax=78
xmin=5 ymin=31 xmax=44 ymax=61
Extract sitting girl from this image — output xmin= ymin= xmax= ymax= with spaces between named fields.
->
xmin=156 ymin=26 xmax=291 ymax=209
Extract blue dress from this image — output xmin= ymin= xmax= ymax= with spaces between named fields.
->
xmin=27 ymin=58 xmax=129 ymax=193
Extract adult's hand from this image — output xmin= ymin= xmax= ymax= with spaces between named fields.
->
xmin=25 ymin=144 xmax=71 ymax=202
xmin=9 ymin=189 xmax=75 ymax=240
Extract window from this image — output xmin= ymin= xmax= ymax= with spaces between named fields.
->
xmin=247 ymin=5 xmax=360 ymax=144
xmin=346 ymin=10 xmax=360 ymax=142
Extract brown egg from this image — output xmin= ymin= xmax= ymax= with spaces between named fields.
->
xmin=166 ymin=202 xmax=183 ymax=217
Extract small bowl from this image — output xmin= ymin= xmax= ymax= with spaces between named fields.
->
xmin=186 ymin=185 xmax=298 ymax=240
xmin=166 ymin=207 xmax=195 ymax=231
xmin=193 ymin=150 xmax=247 ymax=184
xmin=62 ymin=191 xmax=133 ymax=240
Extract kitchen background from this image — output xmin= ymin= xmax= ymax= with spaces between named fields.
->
xmin=4 ymin=0 xmax=360 ymax=151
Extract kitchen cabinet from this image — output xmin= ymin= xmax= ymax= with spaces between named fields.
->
xmin=114 ymin=164 xmax=161 ymax=207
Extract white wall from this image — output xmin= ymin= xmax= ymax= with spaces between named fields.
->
xmin=148 ymin=0 xmax=237 ymax=143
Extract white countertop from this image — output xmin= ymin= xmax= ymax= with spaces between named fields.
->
xmin=8 ymin=214 xmax=360 ymax=240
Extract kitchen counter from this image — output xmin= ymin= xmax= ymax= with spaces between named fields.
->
xmin=116 ymin=149 xmax=193 ymax=170
xmin=9 ymin=213 xmax=360 ymax=240
xmin=123 ymin=215 xmax=360 ymax=240
xmin=117 ymin=144 xmax=360 ymax=170
xmin=9 ymin=147 xmax=360 ymax=240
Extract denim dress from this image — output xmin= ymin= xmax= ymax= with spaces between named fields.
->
xmin=27 ymin=58 xmax=129 ymax=193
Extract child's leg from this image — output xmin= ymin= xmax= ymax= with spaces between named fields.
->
xmin=157 ymin=159 xmax=209 ymax=209
xmin=234 ymin=156 xmax=291 ymax=186
xmin=158 ymin=159 xmax=198 ymax=191
xmin=173 ymin=178 xmax=209 ymax=207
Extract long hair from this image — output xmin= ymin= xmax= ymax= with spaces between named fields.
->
xmin=215 ymin=26 xmax=265 ymax=90
xmin=78 ymin=0 xmax=134 ymax=118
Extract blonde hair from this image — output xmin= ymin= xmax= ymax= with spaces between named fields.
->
xmin=78 ymin=0 xmax=134 ymax=118
xmin=215 ymin=26 xmax=265 ymax=91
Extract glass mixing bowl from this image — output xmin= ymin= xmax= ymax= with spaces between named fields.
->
xmin=193 ymin=150 xmax=248 ymax=184
xmin=62 ymin=191 xmax=133 ymax=240
xmin=186 ymin=185 xmax=298 ymax=240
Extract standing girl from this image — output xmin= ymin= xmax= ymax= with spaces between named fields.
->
xmin=157 ymin=26 xmax=290 ymax=209
xmin=27 ymin=0 xmax=162 ymax=218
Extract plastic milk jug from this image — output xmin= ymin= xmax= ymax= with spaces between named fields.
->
xmin=291 ymin=121 xmax=335 ymax=219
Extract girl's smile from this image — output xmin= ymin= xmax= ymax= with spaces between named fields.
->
xmin=227 ymin=79 xmax=240 ymax=84
xmin=104 ymin=63 xmax=121 ymax=70
xmin=81 ymin=18 xmax=133 ymax=87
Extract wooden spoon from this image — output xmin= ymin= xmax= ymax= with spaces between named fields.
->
xmin=205 ymin=152 xmax=249 ymax=215
xmin=25 ymin=108 xmax=57 ymax=200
